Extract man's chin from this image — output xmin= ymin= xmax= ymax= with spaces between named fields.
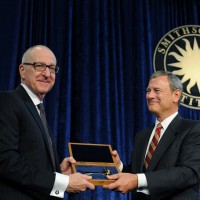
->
xmin=39 ymin=86 xmax=52 ymax=94
xmin=148 ymin=106 xmax=158 ymax=113
xmin=36 ymin=90 xmax=50 ymax=99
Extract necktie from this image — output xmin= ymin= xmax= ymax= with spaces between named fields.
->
xmin=144 ymin=123 xmax=162 ymax=170
xmin=37 ymin=103 xmax=56 ymax=171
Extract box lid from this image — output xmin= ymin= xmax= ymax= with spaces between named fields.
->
xmin=68 ymin=143 xmax=114 ymax=163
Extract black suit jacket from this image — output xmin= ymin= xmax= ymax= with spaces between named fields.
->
xmin=129 ymin=115 xmax=200 ymax=200
xmin=0 ymin=86 xmax=61 ymax=200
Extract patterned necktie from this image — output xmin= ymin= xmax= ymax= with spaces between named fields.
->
xmin=144 ymin=123 xmax=162 ymax=170
xmin=37 ymin=103 xmax=56 ymax=171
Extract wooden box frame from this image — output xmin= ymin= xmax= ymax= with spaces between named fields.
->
xmin=68 ymin=142 xmax=120 ymax=186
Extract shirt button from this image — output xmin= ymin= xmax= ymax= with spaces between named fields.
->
xmin=138 ymin=187 xmax=143 ymax=191
xmin=55 ymin=190 xmax=59 ymax=195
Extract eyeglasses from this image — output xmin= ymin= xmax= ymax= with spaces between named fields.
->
xmin=23 ymin=62 xmax=59 ymax=74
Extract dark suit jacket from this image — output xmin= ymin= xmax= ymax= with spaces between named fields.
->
xmin=128 ymin=115 xmax=200 ymax=200
xmin=0 ymin=86 xmax=61 ymax=200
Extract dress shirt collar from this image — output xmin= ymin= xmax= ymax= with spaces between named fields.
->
xmin=155 ymin=112 xmax=178 ymax=131
xmin=21 ymin=83 xmax=42 ymax=106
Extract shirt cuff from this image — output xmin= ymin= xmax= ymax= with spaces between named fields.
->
xmin=137 ymin=173 xmax=149 ymax=195
xmin=50 ymin=172 xmax=69 ymax=198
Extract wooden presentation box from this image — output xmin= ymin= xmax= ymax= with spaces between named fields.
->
xmin=68 ymin=143 xmax=120 ymax=186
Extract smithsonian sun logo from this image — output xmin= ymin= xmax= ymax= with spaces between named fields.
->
xmin=153 ymin=25 xmax=200 ymax=110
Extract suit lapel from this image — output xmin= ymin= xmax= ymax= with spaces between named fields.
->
xmin=15 ymin=86 xmax=55 ymax=169
xmin=139 ymin=133 xmax=151 ymax=171
xmin=135 ymin=126 xmax=154 ymax=172
xmin=147 ymin=115 xmax=180 ymax=171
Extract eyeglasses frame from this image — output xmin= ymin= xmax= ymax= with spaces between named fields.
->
xmin=23 ymin=62 xmax=59 ymax=73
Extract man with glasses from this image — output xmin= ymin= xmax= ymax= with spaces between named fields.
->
xmin=0 ymin=45 xmax=94 ymax=200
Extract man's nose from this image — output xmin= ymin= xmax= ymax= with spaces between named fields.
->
xmin=146 ymin=91 xmax=155 ymax=98
xmin=42 ymin=67 xmax=51 ymax=77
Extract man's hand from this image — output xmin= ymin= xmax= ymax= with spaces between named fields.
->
xmin=66 ymin=173 xmax=95 ymax=193
xmin=60 ymin=157 xmax=76 ymax=175
xmin=111 ymin=150 xmax=121 ymax=169
xmin=103 ymin=173 xmax=138 ymax=194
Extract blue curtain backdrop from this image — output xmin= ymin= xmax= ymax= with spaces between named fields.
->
xmin=0 ymin=0 xmax=200 ymax=199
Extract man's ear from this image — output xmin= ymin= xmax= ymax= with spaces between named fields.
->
xmin=19 ymin=64 xmax=25 ymax=80
xmin=173 ymin=89 xmax=182 ymax=103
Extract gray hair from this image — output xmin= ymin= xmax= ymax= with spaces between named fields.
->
xmin=150 ymin=71 xmax=183 ymax=105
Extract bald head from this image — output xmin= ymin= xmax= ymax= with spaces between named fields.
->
xmin=22 ymin=45 xmax=57 ymax=64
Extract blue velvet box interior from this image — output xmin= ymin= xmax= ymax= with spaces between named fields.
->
xmin=76 ymin=165 xmax=118 ymax=180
